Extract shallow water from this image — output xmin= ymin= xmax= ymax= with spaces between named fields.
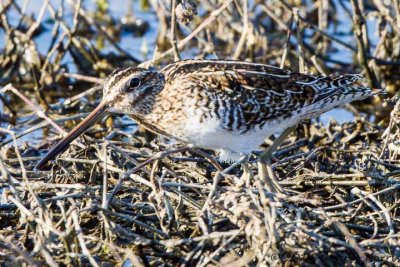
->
xmin=0 ymin=0 xmax=159 ymax=70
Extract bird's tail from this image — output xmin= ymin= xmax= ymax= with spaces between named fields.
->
xmin=314 ymin=74 xmax=383 ymax=103
xmin=300 ymin=74 xmax=383 ymax=119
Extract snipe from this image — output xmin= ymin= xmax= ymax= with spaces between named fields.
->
xmin=35 ymin=60 xmax=379 ymax=191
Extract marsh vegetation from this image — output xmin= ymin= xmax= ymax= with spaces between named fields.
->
xmin=0 ymin=0 xmax=400 ymax=265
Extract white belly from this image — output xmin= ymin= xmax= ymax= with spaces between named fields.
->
xmin=174 ymin=89 xmax=369 ymax=162
xmin=182 ymin=114 xmax=299 ymax=162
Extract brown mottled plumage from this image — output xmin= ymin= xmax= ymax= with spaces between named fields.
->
xmin=36 ymin=59 xmax=378 ymax=169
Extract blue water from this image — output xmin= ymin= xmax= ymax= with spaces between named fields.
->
xmin=0 ymin=0 xmax=159 ymax=71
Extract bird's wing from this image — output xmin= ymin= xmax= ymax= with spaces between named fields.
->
xmin=162 ymin=60 xmax=372 ymax=131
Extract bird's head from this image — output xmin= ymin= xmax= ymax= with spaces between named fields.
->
xmin=103 ymin=67 xmax=164 ymax=114
xmin=35 ymin=67 xmax=164 ymax=170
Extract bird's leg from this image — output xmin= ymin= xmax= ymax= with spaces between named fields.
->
xmin=257 ymin=125 xmax=297 ymax=193
xmin=239 ymin=157 xmax=252 ymax=187
xmin=259 ymin=125 xmax=297 ymax=163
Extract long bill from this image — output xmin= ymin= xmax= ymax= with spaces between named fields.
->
xmin=35 ymin=100 xmax=109 ymax=170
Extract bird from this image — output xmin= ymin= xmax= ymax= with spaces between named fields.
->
xmin=35 ymin=59 xmax=379 ymax=190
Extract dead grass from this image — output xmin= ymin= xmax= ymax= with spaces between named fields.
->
xmin=1 ymin=0 xmax=400 ymax=266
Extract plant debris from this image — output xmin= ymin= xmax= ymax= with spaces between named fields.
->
xmin=1 ymin=0 xmax=400 ymax=266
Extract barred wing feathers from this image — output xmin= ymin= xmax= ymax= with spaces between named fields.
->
xmin=162 ymin=60 xmax=375 ymax=132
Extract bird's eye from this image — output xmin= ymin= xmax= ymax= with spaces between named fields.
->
xmin=129 ymin=78 xmax=141 ymax=89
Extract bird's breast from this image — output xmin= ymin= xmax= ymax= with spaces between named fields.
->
xmin=130 ymin=113 xmax=177 ymax=140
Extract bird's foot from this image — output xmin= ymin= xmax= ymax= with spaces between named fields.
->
xmin=257 ymin=157 xmax=284 ymax=193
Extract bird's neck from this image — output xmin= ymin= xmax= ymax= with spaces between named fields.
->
xmin=132 ymin=72 xmax=165 ymax=115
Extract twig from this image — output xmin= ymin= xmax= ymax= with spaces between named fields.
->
xmin=233 ymin=0 xmax=249 ymax=59
xmin=140 ymin=0 xmax=234 ymax=67
xmin=70 ymin=200 xmax=100 ymax=267
xmin=1 ymin=84 xmax=66 ymax=135
xmin=170 ymin=0 xmax=181 ymax=61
